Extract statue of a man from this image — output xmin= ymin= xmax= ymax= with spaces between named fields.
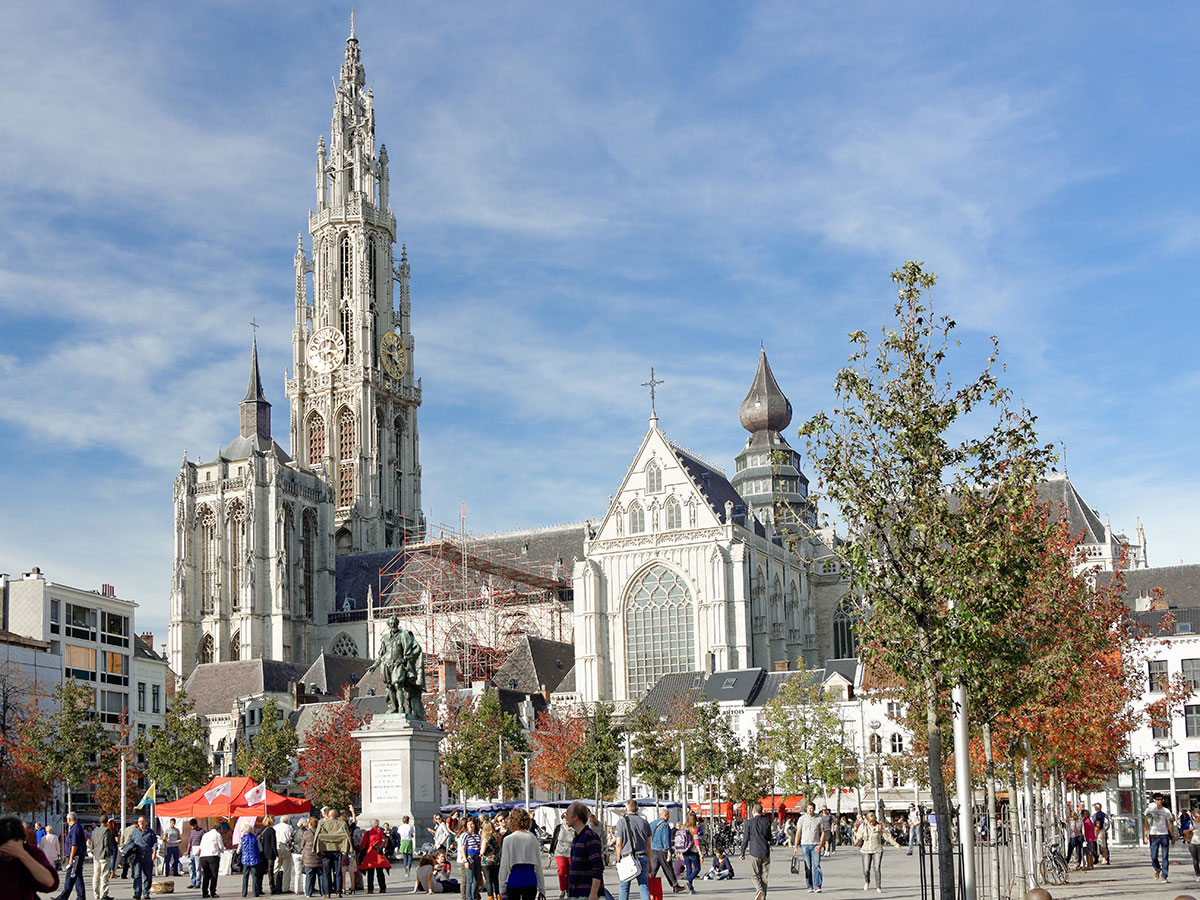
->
xmin=366 ymin=616 xmax=426 ymax=720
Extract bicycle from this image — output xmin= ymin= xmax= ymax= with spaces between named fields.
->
xmin=1039 ymin=840 xmax=1070 ymax=886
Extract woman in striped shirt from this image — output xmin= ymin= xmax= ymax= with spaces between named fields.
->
xmin=458 ymin=818 xmax=482 ymax=899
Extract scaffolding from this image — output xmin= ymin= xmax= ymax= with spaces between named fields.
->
xmin=375 ymin=522 xmax=572 ymax=688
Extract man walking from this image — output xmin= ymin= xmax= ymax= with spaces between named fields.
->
xmin=1091 ymin=803 xmax=1110 ymax=865
xmin=791 ymin=803 xmax=824 ymax=894
xmin=122 ymin=816 xmax=158 ymax=900
xmin=648 ymin=809 xmax=686 ymax=894
xmin=1145 ymin=792 xmax=1175 ymax=884
xmin=740 ymin=803 xmax=772 ymax=900
xmin=817 ymin=808 xmax=834 ymax=856
xmin=55 ymin=812 xmax=87 ymax=900
xmin=614 ymin=800 xmax=652 ymax=900
xmin=565 ymin=802 xmax=605 ymax=900
xmin=90 ymin=816 xmax=116 ymax=900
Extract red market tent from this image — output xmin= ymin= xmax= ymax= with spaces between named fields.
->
xmin=155 ymin=777 xmax=310 ymax=819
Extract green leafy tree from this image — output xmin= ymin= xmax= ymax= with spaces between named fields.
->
xmin=573 ymin=702 xmax=621 ymax=802
xmin=42 ymin=679 xmax=111 ymax=812
xmin=136 ymin=690 xmax=211 ymax=799
xmin=235 ymin=696 xmax=298 ymax=787
xmin=759 ymin=672 xmax=850 ymax=800
xmin=797 ymin=261 xmax=1054 ymax=897
xmin=684 ymin=702 xmax=740 ymax=813
xmin=0 ymin=659 xmax=51 ymax=813
xmin=725 ymin=743 xmax=771 ymax=810
xmin=440 ymin=688 xmax=528 ymax=799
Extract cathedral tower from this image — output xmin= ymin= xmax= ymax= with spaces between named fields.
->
xmin=286 ymin=26 xmax=423 ymax=555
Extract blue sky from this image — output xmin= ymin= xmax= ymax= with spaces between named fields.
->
xmin=2 ymin=2 xmax=1198 ymax=641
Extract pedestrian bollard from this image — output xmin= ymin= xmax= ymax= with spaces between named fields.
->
xmin=1023 ymin=889 xmax=1052 ymax=900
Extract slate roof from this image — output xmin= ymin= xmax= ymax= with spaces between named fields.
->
xmin=298 ymin=652 xmax=373 ymax=697
xmin=490 ymin=635 xmax=574 ymax=695
xmin=1123 ymin=565 xmax=1200 ymax=608
xmin=290 ymin=693 xmax=388 ymax=745
xmin=183 ymin=659 xmax=307 ymax=716
xmin=643 ymin=659 xmax=863 ymax=711
xmin=702 ymin=669 xmax=765 ymax=705
xmin=133 ymin=634 xmax=166 ymax=662
xmin=670 ymin=444 xmax=765 ymax=537
xmin=1131 ymin=607 xmax=1200 ymax=637
xmin=824 ymin=657 xmax=858 ymax=684
xmin=641 ymin=670 xmax=705 ymax=716
xmin=471 ymin=525 xmax=589 ymax=579
xmin=1036 ymin=475 xmax=1107 ymax=544
xmin=207 ymin=433 xmax=292 ymax=465
xmin=751 ymin=668 xmax=825 ymax=706
xmin=336 ymin=550 xmax=402 ymax=612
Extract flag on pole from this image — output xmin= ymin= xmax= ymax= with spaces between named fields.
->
xmin=204 ymin=780 xmax=233 ymax=805
xmin=244 ymin=780 xmax=268 ymax=806
xmin=135 ymin=781 xmax=156 ymax=808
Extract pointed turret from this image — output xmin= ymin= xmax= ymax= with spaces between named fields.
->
xmin=731 ymin=346 xmax=811 ymax=533
xmin=739 ymin=346 xmax=792 ymax=434
xmin=240 ymin=337 xmax=271 ymax=440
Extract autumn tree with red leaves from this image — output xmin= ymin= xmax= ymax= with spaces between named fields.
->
xmin=529 ymin=707 xmax=587 ymax=795
xmin=93 ymin=714 xmax=142 ymax=815
xmin=296 ymin=690 xmax=373 ymax=810
xmin=0 ymin=660 xmax=51 ymax=814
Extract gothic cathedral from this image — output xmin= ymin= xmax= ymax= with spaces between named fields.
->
xmin=168 ymin=30 xmax=422 ymax=678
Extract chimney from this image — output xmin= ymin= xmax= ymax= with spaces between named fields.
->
xmin=773 ymin=660 xmax=789 ymax=672
xmin=438 ymin=656 xmax=457 ymax=693
xmin=1151 ymin=595 xmax=1169 ymax=611
xmin=101 ymin=584 xmax=115 ymax=597
xmin=141 ymin=631 xmax=154 ymax=647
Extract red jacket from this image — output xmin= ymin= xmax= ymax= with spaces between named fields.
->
xmin=359 ymin=828 xmax=391 ymax=870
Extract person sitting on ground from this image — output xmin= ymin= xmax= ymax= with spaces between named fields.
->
xmin=701 ymin=850 xmax=733 ymax=881
xmin=411 ymin=855 xmax=442 ymax=894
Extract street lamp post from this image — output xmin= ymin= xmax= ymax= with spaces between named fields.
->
xmin=1156 ymin=740 xmax=1180 ymax=814
xmin=869 ymin=720 xmax=881 ymax=815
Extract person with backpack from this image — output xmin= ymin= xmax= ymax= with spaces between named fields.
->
xmin=679 ymin=814 xmax=702 ymax=895
xmin=649 ymin=810 xmax=685 ymax=894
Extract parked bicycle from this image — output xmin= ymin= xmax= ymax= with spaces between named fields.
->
xmin=1039 ymin=840 xmax=1069 ymax=886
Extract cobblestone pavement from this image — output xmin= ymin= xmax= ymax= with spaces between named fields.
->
xmin=88 ymin=845 xmax=1200 ymax=900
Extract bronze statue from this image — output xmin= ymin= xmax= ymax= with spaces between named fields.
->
xmin=365 ymin=616 xmax=426 ymax=719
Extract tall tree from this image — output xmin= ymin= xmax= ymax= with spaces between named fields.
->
xmin=629 ymin=701 xmax=684 ymax=799
xmin=0 ymin=660 xmax=50 ymax=813
xmin=296 ymin=690 xmax=373 ymax=810
xmin=798 ymin=261 xmax=1055 ymax=897
xmin=684 ymin=702 xmax=740 ymax=812
xmin=759 ymin=673 xmax=850 ymax=800
xmin=440 ymin=688 xmax=528 ymax=800
xmin=136 ymin=690 xmax=211 ymax=799
xmin=573 ymin=702 xmax=621 ymax=802
xmin=42 ymin=679 xmax=111 ymax=812
xmin=235 ymin=696 xmax=298 ymax=787
xmin=529 ymin=707 xmax=588 ymax=795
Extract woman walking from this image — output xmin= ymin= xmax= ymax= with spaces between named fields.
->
xmin=679 ymin=813 xmax=702 ymax=894
xmin=548 ymin=813 xmax=572 ymax=900
xmin=360 ymin=820 xmax=393 ymax=894
xmin=1064 ymin=813 xmax=1084 ymax=869
xmin=397 ymin=818 xmax=416 ymax=877
xmin=497 ymin=809 xmax=544 ymax=900
xmin=479 ymin=821 xmax=501 ymax=900
xmin=853 ymin=810 xmax=900 ymax=892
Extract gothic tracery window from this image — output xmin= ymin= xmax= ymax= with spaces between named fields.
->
xmin=645 ymin=461 xmax=662 ymax=494
xmin=228 ymin=501 xmax=246 ymax=610
xmin=340 ymin=304 xmax=355 ymax=360
xmin=199 ymin=507 xmax=217 ymax=615
xmin=308 ymin=411 xmax=326 ymax=468
xmin=624 ymin=564 xmax=695 ymax=698
xmin=833 ymin=597 xmax=857 ymax=659
xmin=229 ymin=631 xmax=241 ymax=662
xmin=340 ymin=234 xmax=352 ymax=299
xmin=368 ymin=240 xmax=377 ymax=302
xmin=628 ymin=502 xmax=645 ymax=535
xmin=665 ymin=496 xmax=681 ymax=530
xmin=338 ymin=408 xmax=356 ymax=507
xmin=302 ymin=508 xmax=317 ymax=619
xmin=330 ymin=634 xmax=359 ymax=657
xmin=197 ymin=633 xmax=214 ymax=665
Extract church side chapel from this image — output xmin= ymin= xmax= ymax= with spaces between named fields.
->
xmin=165 ymin=26 xmax=853 ymax=722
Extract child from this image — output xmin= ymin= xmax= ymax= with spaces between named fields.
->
xmin=702 ymin=850 xmax=734 ymax=881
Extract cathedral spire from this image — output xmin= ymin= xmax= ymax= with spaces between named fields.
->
xmin=240 ymin=336 xmax=271 ymax=440
xmin=738 ymin=346 xmax=792 ymax=435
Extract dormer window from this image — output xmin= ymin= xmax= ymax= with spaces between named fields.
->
xmin=645 ymin=461 xmax=662 ymax=494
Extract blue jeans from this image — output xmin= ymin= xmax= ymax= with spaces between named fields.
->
xmin=132 ymin=857 xmax=153 ymax=899
xmin=463 ymin=857 xmax=480 ymax=900
xmin=618 ymin=855 xmax=649 ymax=900
xmin=908 ymin=826 xmax=919 ymax=853
xmin=1151 ymin=834 xmax=1171 ymax=876
xmin=683 ymin=853 xmax=700 ymax=889
xmin=304 ymin=865 xmax=323 ymax=897
xmin=55 ymin=858 xmax=85 ymax=900
xmin=164 ymin=846 xmax=181 ymax=877
xmin=800 ymin=844 xmax=822 ymax=889
xmin=322 ymin=851 xmax=342 ymax=895
xmin=190 ymin=853 xmax=202 ymax=886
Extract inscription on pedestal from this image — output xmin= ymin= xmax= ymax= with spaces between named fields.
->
xmin=415 ymin=760 xmax=436 ymax=801
xmin=371 ymin=759 xmax=406 ymax=804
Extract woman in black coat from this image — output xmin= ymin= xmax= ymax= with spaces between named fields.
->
xmin=259 ymin=817 xmax=279 ymax=895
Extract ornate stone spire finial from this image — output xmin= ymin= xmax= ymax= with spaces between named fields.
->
xmin=738 ymin=346 xmax=791 ymax=434
xmin=641 ymin=367 xmax=664 ymax=422
xmin=350 ymin=8 xmax=356 ymax=39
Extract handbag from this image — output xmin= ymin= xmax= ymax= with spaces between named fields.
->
xmin=617 ymin=855 xmax=639 ymax=883
xmin=789 ymin=856 xmax=800 ymax=875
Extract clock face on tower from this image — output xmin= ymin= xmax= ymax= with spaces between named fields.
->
xmin=380 ymin=330 xmax=407 ymax=379
xmin=307 ymin=326 xmax=346 ymax=374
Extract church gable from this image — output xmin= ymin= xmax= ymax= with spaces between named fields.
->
xmin=593 ymin=428 xmax=727 ymax=542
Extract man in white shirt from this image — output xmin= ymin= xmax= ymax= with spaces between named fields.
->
xmin=1144 ymin=792 xmax=1176 ymax=884
xmin=274 ymin=815 xmax=296 ymax=894
xmin=791 ymin=803 xmax=825 ymax=893
xmin=907 ymin=805 xmax=921 ymax=855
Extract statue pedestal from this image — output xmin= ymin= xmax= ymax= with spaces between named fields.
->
xmin=353 ymin=714 xmax=445 ymax=840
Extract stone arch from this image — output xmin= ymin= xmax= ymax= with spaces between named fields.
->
xmin=197 ymin=633 xmax=214 ymax=665
xmin=229 ymin=630 xmax=241 ymax=662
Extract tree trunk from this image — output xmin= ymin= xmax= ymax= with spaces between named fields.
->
xmin=1007 ymin=763 xmax=1030 ymax=892
xmin=924 ymin=691 xmax=955 ymax=900
xmin=982 ymin=725 xmax=1001 ymax=900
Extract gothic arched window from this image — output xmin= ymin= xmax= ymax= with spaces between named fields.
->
xmin=368 ymin=240 xmax=377 ymax=302
xmin=229 ymin=631 xmax=241 ymax=662
xmin=628 ymin=503 xmax=645 ymax=535
xmin=338 ymin=408 xmax=356 ymax=508
xmin=199 ymin=506 xmax=217 ymax=615
xmin=282 ymin=504 xmax=294 ymax=612
xmin=833 ymin=597 xmax=857 ymax=659
xmin=227 ymin=500 xmax=246 ymax=609
xmin=339 ymin=234 xmax=352 ymax=299
xmin=664 ymin=496 xmax=681 ymax=530
xmin=197 ymin=633 xmax=214 ymax=665
xmin=340 ymin=304 xmax=355 ymax=360
xmin=302 ymin=508 xmax=317 ymax=619
xmin=624 ymin=564 xmax=695 ymax=699
xmin=330 ymin=634 xmax=359 ymax=657
xmin=307 ymin=411 xmax=326 ymax=468
xmin=645 ymin=461 xmax=662 ymax=494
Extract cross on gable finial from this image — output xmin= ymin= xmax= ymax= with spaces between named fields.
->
xmin=641 ymin=367 xmax=664 ymax=419
xmin=250 ymin=317 xmax=260 ymax=335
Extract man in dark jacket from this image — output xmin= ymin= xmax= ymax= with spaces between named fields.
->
xmin=259 ymin=820 xmax=279 ymax=895
xmin=740 ymin=804 xmax=772 ymax=900
xmin=121 ymin=817 xmax=158 ymax=900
